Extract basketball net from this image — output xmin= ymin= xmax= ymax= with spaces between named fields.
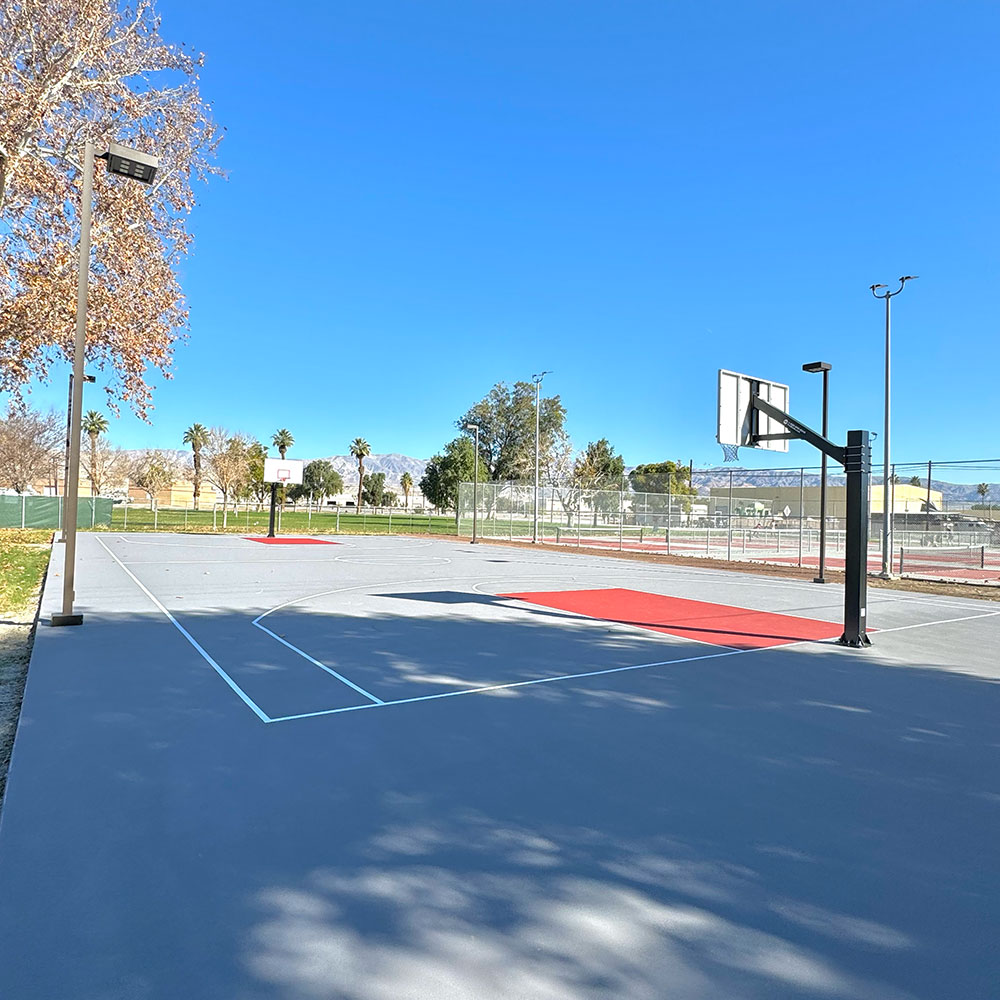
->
xmin=721 ymin=444 xmax=740 ymax=463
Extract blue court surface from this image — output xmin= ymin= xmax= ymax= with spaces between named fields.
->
xmin=1 ymin=533 xmax=998 ymax=999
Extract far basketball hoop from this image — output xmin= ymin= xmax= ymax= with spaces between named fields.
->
xmin=263 ymin=457 xmax=304 ymax=486
xmin=717 ymin=369 xmax=790 ymax=453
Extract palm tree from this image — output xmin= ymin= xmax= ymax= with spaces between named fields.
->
xmin=183 ymin=423 xmax=210 ymax=509
xmin=401 ymin=471 xmax=413 ymax=508
xmin=350 ymin=437 xmax=371 ymax=511
xmin=272 ymin=428 xmax=294 ymax=459
xmin=81 ymin=410 xmax=109 ymax=496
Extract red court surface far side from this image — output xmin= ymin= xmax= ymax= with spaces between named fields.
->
xmin=500 ymin=588 xmax=844 ymax=649
xmin=244 ymin=537 xmax=338 ymax=545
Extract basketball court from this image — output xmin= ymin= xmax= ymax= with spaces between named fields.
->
xmin=1 ymin=531 xmax=998 ymax=999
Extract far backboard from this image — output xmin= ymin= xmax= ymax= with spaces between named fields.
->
xmin=717 ymin=370 xmax=790 ymax=453
xmin=263 ymin=457 xmax=304 ymax=485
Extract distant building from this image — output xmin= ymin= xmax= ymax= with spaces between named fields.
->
xmin=708 ymin=483 xmax=942 ymax=520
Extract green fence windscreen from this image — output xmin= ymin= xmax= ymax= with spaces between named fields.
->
xmin=0 ymin=495 xmax=113 ymax=529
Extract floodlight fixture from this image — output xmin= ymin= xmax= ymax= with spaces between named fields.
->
xmin=802 ymin=361 xmax=832 ymax=374
xmin=100 ymin=142 xmax=159 ymax=184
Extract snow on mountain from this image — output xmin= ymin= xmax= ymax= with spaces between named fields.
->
xmin=316 ymin=453 xmax=428 ymax=489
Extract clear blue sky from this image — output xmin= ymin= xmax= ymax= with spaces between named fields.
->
xmin=18 ymin=0 xmax=1000 ymax=475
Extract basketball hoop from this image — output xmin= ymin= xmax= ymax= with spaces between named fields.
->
xmin=721 ymin=444 xmax=740 ymax=463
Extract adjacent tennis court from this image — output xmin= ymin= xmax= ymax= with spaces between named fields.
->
xmin=1 ymin=532 xmax=998 ymax=999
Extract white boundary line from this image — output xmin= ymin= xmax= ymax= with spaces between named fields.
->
xmin=95 ymin=536 xmax=1000 ymax=727
xmin=95 ymin=536 xmax=271 ymax=723
xmin=266 ymin=645 xmax=763 ymax=723
xmin=251 ymin=620 xmax=384 ymax=704
xmin=873 ymin=611 xmax=1000 ymax=633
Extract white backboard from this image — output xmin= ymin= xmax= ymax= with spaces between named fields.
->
xmin=263 ymin=457 xmax=304 ymax=485
xmin=717 ymin=370 xmax=790 ymax=453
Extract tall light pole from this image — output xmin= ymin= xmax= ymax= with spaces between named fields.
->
xmin=532 ymin=371 xmax=552 ymax=543
xmin=52 ymin=140 xmax=158 ymax=626
xmin=60 ymin=372 xmax=96 ymax=543
xmin=463 ymin=421 xmax=480 ymax=543
xmin=802 ymin=361 xmax=831 ymax=583
xmin=870 ymin=276 xmax=917 ymax=579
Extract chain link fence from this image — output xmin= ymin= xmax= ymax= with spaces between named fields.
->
xmin=458 ymin=458 xmax=1000 ymax=585
xmin=0 ymin=495 xmax=113 ymax=529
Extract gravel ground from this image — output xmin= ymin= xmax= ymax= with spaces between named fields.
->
xmin=0 ymin=612 xmax=36 ymax=812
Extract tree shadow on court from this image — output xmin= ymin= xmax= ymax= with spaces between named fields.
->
xmin=1 ymin=602 xmax=998 ymax=1000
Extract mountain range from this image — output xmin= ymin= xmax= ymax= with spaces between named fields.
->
xmin=126 ymin=451 xmax=998 ymax=504
xmin=691 ymin=467 xmax=998 ymax=504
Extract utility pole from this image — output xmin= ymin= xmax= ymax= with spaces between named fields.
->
xmin=870 ymin=276 xmax=917 ymax=578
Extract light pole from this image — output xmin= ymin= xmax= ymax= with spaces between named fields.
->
xmin=52 ymin=140 xmax=158 ymax=626
xmin=802 ymin=361 xmax=831 ymax=583
xmin=532 ymin=371 xmax=552 ymax=543
xmin=870 ymin=276 xmax=917 ymax=579
xmin=463 ymin=421 xmax=480 ymax=543
xmin=60 ymin=372 xmax=96 ymax=543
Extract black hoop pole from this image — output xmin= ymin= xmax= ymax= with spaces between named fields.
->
xmin=839 ymin=430 xmax=872 ymax=646
xmin=267 ymin=482 xmax=278 ymax=538
xmin=751 ymin=394 xmax=871 ymax=648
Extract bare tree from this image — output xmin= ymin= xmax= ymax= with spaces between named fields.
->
xmin=204 ymin=429 xmax=251 ymax=528
xmin=0 ymin=0 xmax=223 ymax=417
xmin=0 ymin=406 xmax=61 ymax=492
xmin=81 ymin=438 xmax=127 ymax=497
xmin=128 ymin=449 xmax=180 ymax=509
xmin=541 ymin=431 xmax=578 ymax=525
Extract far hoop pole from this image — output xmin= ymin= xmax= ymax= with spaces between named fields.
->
xmin=267 ymin=481 xmax=279 ymax=537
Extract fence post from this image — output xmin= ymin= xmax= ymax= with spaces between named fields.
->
xmin=154 ymin=504 xmax=158 ymax=530
xmin=123 ymin=500 xmax=128 ymax=530
xmin=926 ymin=461 xmax=932 ymax=534
xmin=619 ymin=485 xmax=624 ymax=551
xmin=336 ymin=509 xmax=340 ymax=533
xmin=308 ymin=500 xmax=312 ymax=528
xmin=213 ymin=502 xmax=217 ymax=531
xmin=666 ymin=481 xmax=671 ymax=554
xmin=21 ymin=494 xmax=26 ymax=529
xmin=798 ymin=468 xmax=804 ymax=568
xmin=91 ymin=497 xmax=96 ymax=528
xmin=727 ymin=470 xmax=733 ymax=562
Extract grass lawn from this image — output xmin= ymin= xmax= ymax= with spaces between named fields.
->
xmin=0 ymin=530 xmax=52 ymax=614
xmin=105 ymin=505 xmax=463 ymax=536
